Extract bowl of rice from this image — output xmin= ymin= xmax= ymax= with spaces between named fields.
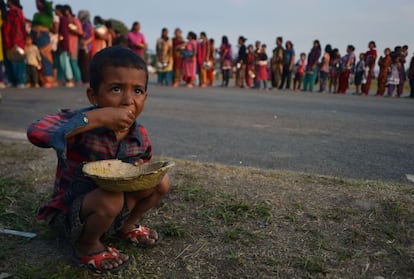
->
xmin=83 ymin=160 xmax=174 ymax=192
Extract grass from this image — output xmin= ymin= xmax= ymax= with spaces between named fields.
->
xmin=0 ymin=140 xmax=413 ymax=278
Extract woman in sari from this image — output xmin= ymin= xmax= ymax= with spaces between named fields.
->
xmin=90 ymin=16 xmax=108 ymax=58
xmin=182 ymin=31 xmax=197 ymax=88
xmin=206 ymin=38 xmax=215 ymax=86
xmin=361 ymin=41 xmax=377 ymax=95
xmin=245 ymin=44 xmax=255 ymax=88
xmin=376 ymin=48 xmax=392 ymax=97
xmin=156 ymin=28 xmax=173 ymax=86
xmin=77 ymin=10 xmax=93 ymax=83
xmin=337 ymin=45 xmax=355 ymax=94
xmin=219 ymin=35 xmax=232 ymax=87
xmin=3 ymin=0 xmax=26 ymax=88
xmin=64 ymin=4 xmax=83 ymax=85
xmin=197 ymin=32 xmax=210 ymax=87
xmin=172 ymin=28 xmax=185 ymax=87
xmin=31 ymin=0 xmax=54 ymax=88
xmin=303 ymin=40 xmax=321 ymax=92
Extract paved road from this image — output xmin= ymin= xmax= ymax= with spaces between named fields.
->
xmin=0 ymin=82 xmax=413 ymax=183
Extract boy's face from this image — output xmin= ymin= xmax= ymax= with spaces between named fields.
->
xmin=87 ymin=66 xmax=147 ymax=119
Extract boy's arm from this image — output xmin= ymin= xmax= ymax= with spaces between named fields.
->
xmin=27 ymin=109 xmax=92 ymax=155
xmin=27 ymin=107 xmax=135 ymax=157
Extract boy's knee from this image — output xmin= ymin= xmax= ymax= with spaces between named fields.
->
xmin=157 ymin=174 xmax=171 ymax=196
xmin=82 ymin=189 xmax=125 ymax=218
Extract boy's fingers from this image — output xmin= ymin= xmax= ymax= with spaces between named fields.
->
xmin=133 ymin=159 xmax=144 ymax=166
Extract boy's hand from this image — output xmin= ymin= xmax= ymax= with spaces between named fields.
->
xmin=97 ymin=107 xmax=136 ymax=132
xmin=66 ymin=108 xmax=136 ymax=139
xmin=133 ymin=159 xmax=145 ymax=166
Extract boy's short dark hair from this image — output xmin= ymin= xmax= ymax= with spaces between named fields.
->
xmin=89 ymin=46 xmax=149 ymax=92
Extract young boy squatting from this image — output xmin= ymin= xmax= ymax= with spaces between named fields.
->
xmin=27 ymin=46 xmax=170 ymax=274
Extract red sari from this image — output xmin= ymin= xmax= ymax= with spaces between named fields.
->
xmin=361 ymin=49 xmax=377 ymax=95
xmin=182 ymin=39 xmax=197 ymax=84
xmin=337 ymin=53 xmax=355 ymax=94
xmin=245 ymin=52 xmax=255 ymax=87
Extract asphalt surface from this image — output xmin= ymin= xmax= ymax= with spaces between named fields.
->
xmin=0 ymin=81 xmax=413 ymax=183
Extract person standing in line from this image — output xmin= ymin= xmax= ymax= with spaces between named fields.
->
xmin=24 ymin=36 xmax=41 ymax=88
xmin=206 ymin=38 xmax=215 ymax=86
xmin=293 ymin=52 xmax=306 ymax=91
xmin=256 ymin=44 xmax=269 ymax=91
xmin=219 ymin=35 xmax=232 ymax=87
xmin=64 ymin=4 xmax=83 ymax=86
xmin=0 ymin=0 xmax=7 ymax=89
xmin=270 ymin=36 xmax=284 ymax=89
xmin=90 ymin=16 xmax=108 ymax=58
xmin=376 ymin=48 xmax=392 ymax=97
xmin=155 ymin=27 xmax=173 ymax=86
xmin=3 ymin=0 xmax=26 ymax=88
xmin=235 ymin=36 xmax=247 ymax=88
xmin=78 ymin=10 xmax=93 ymax=83
xmin=397 ymin=45 xmax=408 ymax=97
xmin=182 ymin=31 xmax=197 ymax=88
xmin=303 ymin=40 xmax=321 ymax=92
xmin=104 ymin=20 xmax=115 ymax=47
xmin=127 ymin=21 xmax=147 ymax=60
xmin=337 ymin=44 xmax=355 ymax=94
xmin=55 ymin=4 xmax=74 ymax=87
xmin=329 ymin=48 xmax=341 ymax=93
xmin=245 ymin=44 xmax=255 ymax=88
xmin=353 ymin=53 xmax=366 ymax=95
xmin=31 ymin=0 xmax=54 ymax=88
xmin=279 ymin=40 xmax=295 ymax=90
xmin=319 ymin=44 xmax=331 ymax=93
xmin=386 ymin=54 xmax=402 ymax=97
xmin=172 ymin=28 xmax=185 ymax=87
xmin=253 ymin=40 xmax=261 ymax=89
xmin=407 ymin=52 xmax=414 ymax=98
xmin=361 ymin=41 xmax=377 ymax=95
xmin=197 ymin=32 xmax=210 ymax=88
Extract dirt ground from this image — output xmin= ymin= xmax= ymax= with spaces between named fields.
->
xmin=0 ymin=139 xmax=413 ymax=278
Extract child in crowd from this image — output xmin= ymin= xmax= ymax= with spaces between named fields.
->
xmin=27 ymin=46 xmax=170 ymax=274
xmin=353 ymin=53 xmax=366 ymax=95
xmin=24 ymin=36 xmax=42 ymax=88
xmin=386 ymin=55 xmax=402 ymax=97
xmin=293 ymin=52 xmax=306 ymax=91
xmin=255 ymin=44 xmax=269 ymax=91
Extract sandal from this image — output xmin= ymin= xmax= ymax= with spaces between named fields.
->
xmin=74 ymin=246 xmax=129 ymax=274
xmin=120 ymin=225 xmax=160 ymax=248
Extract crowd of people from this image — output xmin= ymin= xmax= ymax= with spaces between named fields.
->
xmin=161 ymin=33 xmax=414 ymax=98
xmin=0 ymin=0 xmax=146 ymax=89
xmin=1 ymin=0 xmax=414 ymax=98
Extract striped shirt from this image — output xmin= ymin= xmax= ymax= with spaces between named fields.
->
xmin=27 ymin=107 xmax=152 ymax=220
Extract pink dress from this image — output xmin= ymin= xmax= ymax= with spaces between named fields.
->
xmin=127 ymin=31 xmax=146 ymax=59
xmin=182 ymin=39 xmax=197 ymax=83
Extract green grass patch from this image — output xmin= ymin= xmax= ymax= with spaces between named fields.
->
xmin=1 ymin=141 xmax=414 ymax=278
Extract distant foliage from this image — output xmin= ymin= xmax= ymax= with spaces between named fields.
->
xmin=109 ymin=18 xmax=128 ymax=35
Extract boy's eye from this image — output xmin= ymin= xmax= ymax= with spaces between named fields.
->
xmin=111 ymin=86 xmax=121 ymax=94
xmin=134 ymin=88 xmax=144 ymax=95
